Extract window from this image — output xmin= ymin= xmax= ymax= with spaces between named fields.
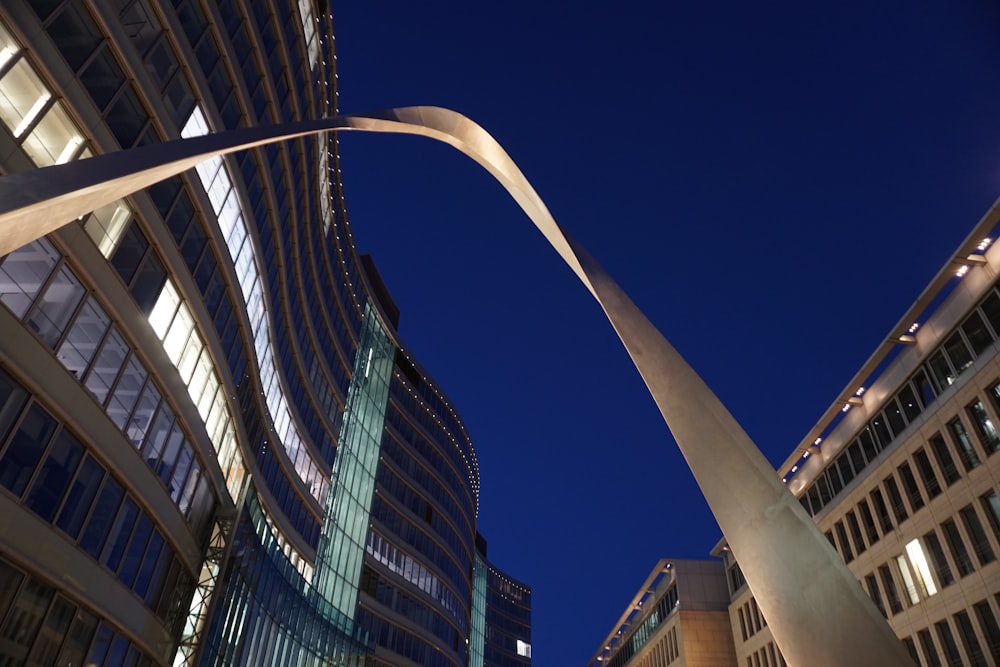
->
xmin=898 ymin=462 xmax=924 ymax=513
xmin=942 ymin=519 xmax=975 ymax=577
xmin=944 ymin=332 xmax=974 ymax=375
xmin=858 ymin=500 xmax=880 ymax=545
xmin=949 ymin=418 xmax=981 ymax=471
xmin=954 ymin=610 xmax=987 ymax=667
xmin=963 ymin=311 xmax=995 ymax=356
xmin=917 ymin=628 xmax=942 ymax=667
xmin=935 ymin=621 xmax=963 ymax=666
xmin=905 ymin=538 xmax=938 ymax=598
xmin=923 ymin=530 xmax=955 ymax=588
xmin=835 ymin=521 xmax=854 ymax=563
xmin=928 ymin=350 xmax=957 ymax=393
xmin=973 ymin=600 xmax=1000 ymax=664
xmin=895 ymin=554 xmax=920 ymax=605
xmin=930 ymin=433 xmax=961 ymax=485
xmin=865 ymin=575 xmax=885 ymax=617
xmin=959 ymin=505 xmax=996 ymax=566
xmin=0 ymin=403 xmax=58 ymax=497
xmin=871 ymin=488 xmax=894 ymax=534
xmin=878 ymin=564 xmax=903 ymax=614
xmin=968 ymin=400 xmax=1000 ymax=453
xmin=846 ymin=511 xmax=866 ymax=555
xmin=913 ymin=448 xmax=942 ymax=499
xmin=883 ymin=475 xmax=909 ymax=524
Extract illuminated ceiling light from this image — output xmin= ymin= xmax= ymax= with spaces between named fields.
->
xmin=791 ymin=465 xmax=798 ymax=473
xmin=978 ymin=237 xmax=993 ymax=251
xmin=855 ymin=387 xmax=866 ymax=397
xmin=813 ymin=437 xmax=823 ymax=446
xmin=956 ymin=265 xmax=970 ymax=278
xmin=842 ymin=404 xmax=851 ymax=412
xmin=908 ymin=322 xmax=919 ymax=334
xmin=802 ymin=451 xmax=811 ymax=458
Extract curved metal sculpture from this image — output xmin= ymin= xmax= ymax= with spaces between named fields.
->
xmin=0 ymin=107 xmax=912 ymax=666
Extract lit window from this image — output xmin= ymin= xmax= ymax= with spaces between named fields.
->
xmin=905 ymin=539 xmax=938 ymax=597
xmin=517 ymin=640 xmax=532 ymax=658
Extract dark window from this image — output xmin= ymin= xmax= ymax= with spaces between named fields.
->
xmin=963 ymin=311 xmax=995 ymax=356
xmin=982 ymin=492 xmax=1000 ymax=545
xmin=835 ymin=521 xmax=854 ymax=563
xmin=78 ymin=46 xmax=125 ymax=111
xmin=898 ymin=462 xmax=924 ymax=513
xmin=878 ymin=564 xmax=903 ymax=615
xmin=918 ymin=628 xmax=942 ymax=667
xmin=903 ymin=637 xmax=919 ymax=664
xmin=871 ymin=414 xmax=892 ymax=449
xmin=0 ymin=403 xmax=58 ymax=497
xmin=944 ymin=332 xmax=974 ymax=375
xmin=47 ymin=3 xmax=103 ymax=70
xmin=0 ymin=372 xmax=28 ymax=446
xmin=928 ymin=350 xmax=957 ymax=393
xmin=846 ymin=511 xmax=866 ymax=555
xmin=898 ymin=384 xmax=922 ymax=422
xmin=79 ymin=477 xmax=124 ymax=558
xmin=930 ymin=433 xmax=961 ymax=485
xmin=949 ymin=418 xmax=982 ymax=471
xmin=130 ymin=252 xmax=166 ymax=315
xmin=23 ymin=429 xmax=83 ymax=521
xmin=913 ymin=370 xmax=936 ymax=408
xmin=968 ymin=400 xmax=1000 ymax=453
xmin=924 ymin=530 xmax=955 ymax=588
xmin=954 ymin=610 xmax=987 ymax=667
xmin=942 ymin=519 xmax=975 ymax=577
xmin=54 ymin=455 xmax=105 ymax=539
xmin=858 ymin=500 xmax=880 ymax=545
xmin=883 ymin=475 xmax=909 ymax=524
xmin=0 ymin=577 xmax=53 ymax=664
xmin=105 ymin=85 xmax=148 ymax=148
xmin=111 ymin=224 xmax=149 ymax=286
xmin=982 ymin=291 xmax=1000 ymax=336
xmin=865 ymin=574 xmax=886 ymax=618
xmin=913 ymin=448 xmax=942 ymax=499
xmin=871 ymin=488 xmax=894 ymax=534
xmin=973 ymin=600 xmax=1000 ymax=664
xmin=847 ymin=441 xmax=867 ymax=474
xmin=959 ymin=505 xmax=996 ymax=566
xmin=935 ymin=620 xmax=963 ymax=667
xmin=885 ymin=398 xmax=907 ymax=437
xmin=859 ymin=428 xmax=880 ymax=462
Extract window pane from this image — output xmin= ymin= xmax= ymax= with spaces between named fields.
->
xmin=963 ymin=311 xmax=995 ymax=356
xmin=55 ymin=455 xmax=105 ymax=539
xmin=924 ymin=530 xmax=955 ymax=588
xmin=118 ymin=516 xmax=152 ymax=588
xmin=967 ymin=400 xmax=1000 ymax=454
xmin=0 ymin=578 xmax=53 ymax=664
xmin=883 ymin=475 xmax=908 ymax=524
xmin=56 ymin=296 xmax=110 ymax=380
xmin=26 ymin=264 xmax=84 ymax=348
xmin=0 ymin=402 xmax=57 ymax=497
xmin=100 ymin=496 xmax=138 ymax=572
xmin=935 ymin=621 xmax=963 ymax=666
xmin=23 ymin=429 xmax=83 ymax=522
xmin=954 ymin=610 xmax=987 ymax=667
xmin=130 ymin=252 xmax=166 ymax=315
xmin=928 ymin=350 xmax=956 ymax=392
xmin=0 ymin=239 xmax=60 ymax=318
xmin=83 ymin=328 xmax=128 ymax=404
xmin=918 ymin=629 xmax=941 ymax=667
xmin=898 ymin=462 xmax=924 ymax=513
xmin=973 ymin=600 xmax=1000 ymax=664
xmin=79 ymin=476 xmax=124 ymax=558
xmin=959 ymin=505 xmax=996 ymax=566
xmin=942 ymin=519 xmax=975 ymax=577
xmin=0 ymin=58 xmax=50 ymax=138
xmin=22 ymin=101 xmax=83 ymax=166
xmin=930 ymin=433 xmax=961 ymax=485
xmin=54 ymin=607 xmax=97 ymax=667
xmin=83 ymin=200 xmax=132 ymax=258
xmin=913 ymin=448 xmax=942 ymax=499
xmin=0 ymin=370 xmax=28 ymax=446
xmin=111 ymin=224 xmax=148 ymax=287
xmin=949 ymin=418 xmax=981 ymax=471
xmin=125 ymin=381 xmax=161 ymax=448
xmin=878 ymin=564 xmax=903 ymax=614
xmin=47 ymin=3 xmax=103 ymax=71
xmin=106 ymin=355 xmax=147 ymax=430
xmin=858 ymin=500 xmax=880 ymax=545
xmin=897 ymin=384 xmax=922 ymax=422
xmin=25 ymin=593 xmax=75 ymax=665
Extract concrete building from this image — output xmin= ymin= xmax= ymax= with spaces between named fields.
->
xmin=587 ymin=559 xmax=738 ymax=667
xmin=715 ymin=199 xmax=1000 ymax=666
xmin=0 ymin=1 xmax=529 ymax=665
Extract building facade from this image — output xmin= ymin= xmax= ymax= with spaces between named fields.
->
xmin=0 ymin=1 xmax=529 ymax=665
xmin=587 ymin=559 xmax=737 ymax=667
xmin=715 ymin=201 xmax=1000 ymax=666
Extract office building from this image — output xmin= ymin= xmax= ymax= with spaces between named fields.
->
xmin=587 ymin=559 xmax=737 ymax=667
xmin=714 ymin=201 xmax=1000 ymax=666
xmin=0 ymin=1 xmax=530 ymax=665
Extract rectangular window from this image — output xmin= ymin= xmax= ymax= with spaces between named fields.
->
xmin=894 ymin=554 xmax=920 ymax=605
xmin=885 ymin=397 xmax=907 ymax=437
xmin=973 ymin=600 xmax=1000 ymax=664
xmin=878 ymin=564 xmax=903 ymax=614
xmin=846 ymin=510 xmax=866 ymax=555
xmin=930 ymin=433 xmax=961 ymax=485
xmin=871 ymin=488 xmax=894 ymax=534
xmin=23 ymin=429 xmax=83 ymax=522
xmin=897 ymin=384 xmax=922 ymax=422
xmin=56 ymin=296 xmax=110 ymax=380
xmin=918 ymin=628 xmax=942 ymax=667
xmin=982 ymin=492 xmax=1000 ymax=545
xmin=924 ymin=530 xmax=955 ymax=588
xmin=928 ymin=350 xmax=957 ymax=393
xmin=26 ymin=264 xmax=84 ymax=348
xmin=959 ymin=505 xmax=996 ymax=566
xmin=963 ymin=311 xmax=995 ymax=356
xmin=0 ymin=403 xmax=58 ymax=497
xmin=913 ymin=369 xmax=936 ymax=408
xmin=835 ymin=521 xmax=854 ymax=563
xmin=942 ymin=519 xmax=975 ymax=577
xmin=898 ymin=462 xmax=924 ymax=513
xmin=913 ymin=448 xmax=942 ymax=499
xmin=949 ymin=418 xmax=981 ymax=471
xmin=945 ymin=332 xmax=975 ymax=375
xmin=968 ymin=400 xmax=1000 ymax=453
xmin=858 ymin=500 xmax=880 ymax=545
xmin=905 ymin=538 xmax=938 ymax=598
xmin=0 ymin=239 xmax=60 ymax=318
xmin=883 ymin=475 xmax=909 ymax=524
xmin=935 ymin=620 xmax=963 ymax=666
xmin=954 ymin=610 xmax=987 ymax=667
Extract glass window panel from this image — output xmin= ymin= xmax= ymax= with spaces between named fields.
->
xmin=54 ymin=607 xmax=97 ymax=667
xmin=0 ymin=58 xmax=50 ymax=138
xmin=83 ymin=328 xmax=127 ymax=404
xmin=111 ymin=223 xmax=148 ymax=287
xmin=0 ymin=238 xmax=60 ymax=318
xmin=936 ymin=621 xmax=963 ymax=666
xmin=26 ymin=264 xmax=84 ymax=347
xmin=47 ymin=3 xmax=103 ymax=71
xmin=885 ymin=399 xmax=906 ymax=437
xmin=924 ymin=530 xmax=955 ymax=588
xmin=912 ymin=370 xmax=935 ymax=408
xmin=913 ymin=448 xmax=941 ymax=499
xmin=942 ymin=519 xmax=975 ymax=577
xmin=130 ymin=252 xmax=166 ymax=315
xmin=0 ymin=402 xmax=57 ymax=497
xmin=973 ymin=600 xmax=1000 ymax=664
xmin=846 ymin=510 xmax=866 ymax=555
xmin=125 ymin=381 xmax=161 ymax=448
xmin=23 ymin=428 xmax=83 ymax=522
xmin=897 ymin=384 xmax=922 ymax=422
xmin=55 ymin=455 xmax=105 ymax=539
xmin=106 ymin=355 xmax=147 ymax=430
xmin=83 ymin=199 xmax=132 ymax=258
xmin=118 ymin=516 xmax=152 ymax=588
xmin=954 ymin=610 xmax=987 ymax=667
xmin=0 ymin=558 xmax=25 ymax=625
xmin=883 ymin=475 xmax=908 ymax=523
xmin=858 ymin=500 xmax=880 ymax=545
xmin=928 ymin=350 xmax=956 ymax=393
xmin=105 ymin=85 xmax=147 ymax=148
xmin=945 ymin=332 xmax=974 ymax=375
xmin=79 ymin=476 xmax=124 ymax=558
xmin=878 ymin=564 xmax=903 ymax=614
xmin=56 ymin=296 xmax=110 ymax=379
xmin=871 ymin=414 xmax=892 ymax=449
xmin=22 ymin=101 xmax=83 ymax=166
xmin=960 ymin=505 xmax=996 ymax=566
xmin=25 ymin=593 xmax=75 ymax=666
xmin=0 ymin=370 xmax=28 ymax=446
xmin=140 ymin=404 xmax=173 ymax=468
xmin=906 ymin=538 xmax=938 ymax=597
xmin=859 ymin=427 xmax=879 ymax=461
xmin=85 ymin=624 xmax=113 ymax=665
xmin=982 ymin=292 xmax=1000 ymax=337
xmin=100 ymin=496 xmax=138 ymax=572
xmin=949 ymin=418 xmax=981 ymax=471
xmin=0 ymin=577 xmax=53 ymax=664
xmin=898 ymin=462 xmax=924 ymax=512
xmin=169 ymin=446 xmax=193 ymax=503
xmin=847 ymin=440 xmax=866 ymax=473
xmin=133 ymin=530 xmax=163 ymax=599
xmin=930 ymin=432 xmax=961 ymax=485
xmin=963 ymin=311 xmax=995 ymax=356
xmin=967 ymin=400 xmax=1000 ymax=453
xmin=155 ymin=422 xmax=184 ymax=487
xmin=895 ymin=554 xmax=920 ymax=604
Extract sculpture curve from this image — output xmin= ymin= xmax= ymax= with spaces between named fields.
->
xmin=0 ymin=106 xmax=913 ymax=666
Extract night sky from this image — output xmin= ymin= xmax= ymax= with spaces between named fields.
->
xmin=329 ymin=2 xmax=1000 ymax=664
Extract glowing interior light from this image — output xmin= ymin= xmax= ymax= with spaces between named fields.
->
xmin=813 ymin=437 xmax=822 ymax=446
xmin=978 ymin=237 xmax=992 ymax=251
xmin=55 ymin=134 xmax=83 ymax=164
xmin=956 ymin=265 xmax=970 ymax=277
xmin=842 ymin=404 xmax=851 ymax=412
xmin=0 ymin=46 xmax=16 ymax=70
xmin=791 ymin=465 xmax=798 ymax=473
xmin=905 ymin=539 xmax=938 ymax=597
xmin=855 ymin=387 xmax=866 ymax=397
xmin=12 ymin=92 xmax=50 ymax=138
xmin=908 ymin=322 xmax=920 ymax=334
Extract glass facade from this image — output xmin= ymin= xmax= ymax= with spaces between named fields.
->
xmin=0 ymin=1 xmax=530 ymax=666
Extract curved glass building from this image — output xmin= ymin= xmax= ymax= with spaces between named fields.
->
xmin=0 ymin=1 xmax=529 ymax=665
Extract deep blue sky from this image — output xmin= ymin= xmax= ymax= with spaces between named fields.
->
xmin=330 ymin=2 xmax=1000 ymax=664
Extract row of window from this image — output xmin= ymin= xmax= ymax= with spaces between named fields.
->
xmin=600 ymin=585 xmax=679 ymax=667
xmin=745 ymin=641 xmax=785 ymax=667
xmin=0 ymin=369 xmax=193 ymax=625
xmin=0 ymin=554 xmax=155 ymax=667
xmin=802 ymin=285 xmax=1000 ymax=514
xmin=0 ymin=237 xmax=216 ymax=533
xmin=901 ymin=597 xmax=1000 ymax=667
xmin=356 ymin=607 xmax=462 ymax=667
xmin=736 ymin=598 xmax=766 ymax=642
xmin=858 ymin=493 xmax=1000 ymax=617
